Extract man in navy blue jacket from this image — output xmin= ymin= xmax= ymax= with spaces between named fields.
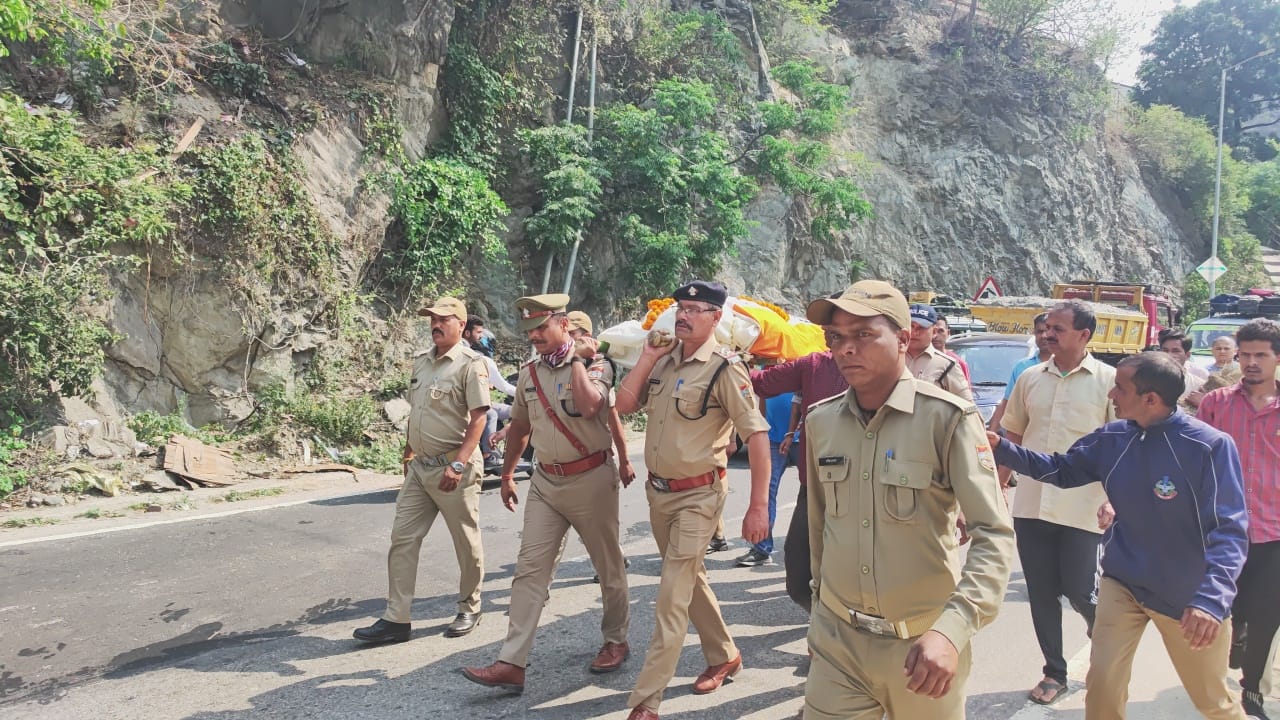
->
xmin=989 ymin=352 xmax=1249 ymax=720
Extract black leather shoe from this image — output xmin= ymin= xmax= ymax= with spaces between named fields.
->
xmin=353 ymin=618 xmax=410 ymax=644
xmin=445 ymin=611 xmax=482 ymax=637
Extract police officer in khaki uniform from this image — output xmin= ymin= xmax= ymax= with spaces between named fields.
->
xmin=353 ymin=296 xmax=490 ymax=644
xmin=461 ymin=294 xmax=631 ymax=693
xmin=906 ymin=304 xmax=973 ymax=402
xmin=802 ymin=281 xmax=1015 ymax=719
xmin=614 ymin=280 xmax=772 ymax=720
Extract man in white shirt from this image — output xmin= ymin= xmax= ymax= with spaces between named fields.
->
xmin=999 ymin=300 xmax=1116 ymax=706
xmin=1158 ymin=328 xmax=1208 ymax=413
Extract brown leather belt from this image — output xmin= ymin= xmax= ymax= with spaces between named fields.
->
xmin=540 ymin=450 xmax=609 ymax=477
xmin=648 ymin=467 xmax=726 ymax=493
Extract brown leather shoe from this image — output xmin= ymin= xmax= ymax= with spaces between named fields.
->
xmin=626 ymin=706 xmax=659 ymax=720
xmin=460 ymin=661 xmax=525 ymax=693
xmin=692 ymin=654 xmax=742 ymax=695
xmin=589 ymin=641 xmax=630 ymax=674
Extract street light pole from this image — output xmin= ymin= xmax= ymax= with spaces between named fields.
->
xmin=1209 ymin=47 xmax=1276 ymax=298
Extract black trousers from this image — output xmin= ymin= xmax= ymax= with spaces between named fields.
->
xmin=1015 ymin=517 xmax=1100 ymax=685
xmin=1234 ymin=540 xmax=1280 ymax=693
xmin=784 ymin=483 xmax=812 ymax=613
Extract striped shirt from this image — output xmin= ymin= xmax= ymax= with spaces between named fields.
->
xmin=1197 ymin=383 xmax=1280 ymax=544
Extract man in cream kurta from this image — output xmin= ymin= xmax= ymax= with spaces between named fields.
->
xmin=1000 ymin=300 xmax=1116 ymax=705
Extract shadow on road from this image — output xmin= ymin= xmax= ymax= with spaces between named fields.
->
xmin=83 ymin=554 xmax=814 ymax=720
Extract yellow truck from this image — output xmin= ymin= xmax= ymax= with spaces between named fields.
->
xmin=969 ymin=296 xmax=1149 ymax=358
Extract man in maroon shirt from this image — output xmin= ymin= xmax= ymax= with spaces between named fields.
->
xmin=750 ymin=350 xmax=848 ymax=611
xmin=1198 ymin=318 xmax=1280 ymax=719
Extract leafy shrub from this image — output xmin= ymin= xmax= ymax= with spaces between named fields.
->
xmin=388 ymin=158 xmax=508 ymax=291
xmin=344 ymin=436 xmax=404 ymax=474
xmin=204 ymin=43 xmax=269 ymax=98
xmin=127 ymin=410 xmax=219 ymax=446
xmin=0 ymin=413 xmax=28 ymax=498
xmin=250 ymin=384 xmax=379 ymax=446
xmin=0 ymin=94 xmax=188 ymax=407
xmin=184 ymin=135 xmax=338 ymax=281
xmin=519 ymin=124 xmax=605 ymax=253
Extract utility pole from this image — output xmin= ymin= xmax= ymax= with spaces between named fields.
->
xmin=1210 ymin=47 xmax=1275 ymax=297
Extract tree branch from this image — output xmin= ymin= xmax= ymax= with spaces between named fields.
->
xmin=1241 ymin=117 xmax=1280 ymax=132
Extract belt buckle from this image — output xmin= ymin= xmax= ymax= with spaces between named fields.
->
xmin=649 ymin=476 xmax=670 ymax=492
xmin=551 ymin=462 xmax=566 ymax=476
xmin=851 ymin=611 xmax=896 ymax=638
xmin=436 ymin=454 xmax=450 ymax=467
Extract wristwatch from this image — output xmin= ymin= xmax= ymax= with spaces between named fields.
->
xmin=449 ymin=460 xmax=465 ymax=474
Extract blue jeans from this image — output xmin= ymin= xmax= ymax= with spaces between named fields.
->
xmin=754 ymin=440 xmax=798 ymax=555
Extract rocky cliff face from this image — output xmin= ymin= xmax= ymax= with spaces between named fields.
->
xmin=718 ymin=4 xmax=1197 ymax=308
xmin=83 ymin=0 xmax=1200 ymax=428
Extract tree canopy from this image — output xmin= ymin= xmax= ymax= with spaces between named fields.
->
xmin=1134 ymin=0 xmax=1280 ymax=156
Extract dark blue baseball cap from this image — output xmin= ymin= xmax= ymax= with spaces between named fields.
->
xmin=909 ymin=303 xmax=938 ymax=328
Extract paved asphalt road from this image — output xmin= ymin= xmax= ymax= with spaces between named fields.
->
xmin=0 ymin=451 xmax=1274 ymax=719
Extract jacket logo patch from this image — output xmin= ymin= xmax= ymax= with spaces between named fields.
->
xmin=1153 ymin=476 xmax=1177 ymax=500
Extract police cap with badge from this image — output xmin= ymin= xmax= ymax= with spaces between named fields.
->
xmin=515 ymin=293 xmax=571 ymax=332
xmin=672 ymin=280 xmax=728 ymax=308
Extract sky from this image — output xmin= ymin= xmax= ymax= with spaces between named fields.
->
xmin=1110 ymin=0 xmax=1192 ymax=85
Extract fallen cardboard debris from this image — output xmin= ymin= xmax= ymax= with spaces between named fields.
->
xmin=162 ymin=435 xmax=240 ymax=487
xmin=281 ymin=464 xmax=360 ymax=480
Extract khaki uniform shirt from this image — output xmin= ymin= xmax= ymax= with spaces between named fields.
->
xmin=406 ymin=342 xmax=490 ymax=459
xmin=907 ymin=345 xmax=973 ymax=402
xmin=806 ymin=372 xmax=1015 ymax=650
xmin=1001 ymin=354 xmax=1115 ymax=532
xmin=636 ymin=337 xmax=770 ymax=480
xmin=510 ymin=355 xmax=615 ymax=463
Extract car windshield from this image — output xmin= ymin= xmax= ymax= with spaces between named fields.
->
xmin=1188 ymin=323 xmax=1242 ymax=355
xmin=950 ymin=342 xmax=1032 ymax=385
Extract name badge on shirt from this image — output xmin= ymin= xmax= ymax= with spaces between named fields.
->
xmin=817 ymin=456 xmax=847 ymax=466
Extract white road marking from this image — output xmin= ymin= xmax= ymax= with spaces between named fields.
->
xmin=0 ymin=486 xmax=396 ymax=549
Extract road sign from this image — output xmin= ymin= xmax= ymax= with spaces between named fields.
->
xmin=1196 ymin=257 xmax=1227 ymax=283
xmin=973 ymin=276 xmax=1002 ymax=301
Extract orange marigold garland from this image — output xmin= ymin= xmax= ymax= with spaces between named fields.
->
xmin=641 ymin=298 xmax=675 ymax=329
xmin=740 ymin=296 xmax=789 ymax=321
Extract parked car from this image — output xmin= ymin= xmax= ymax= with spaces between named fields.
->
xmin=1186 ymin=315 xmax=1253 ymax=370
xmin=946 ymin=332 xmax=1035 ymax=423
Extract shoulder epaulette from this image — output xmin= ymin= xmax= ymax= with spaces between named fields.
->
xmin=412 ymin=349 xmax=431 ymax=359
xmin=714 ymin=346 xmax=742 ymax=364
xmin=913 ymin=379 xmax=978 ymax=414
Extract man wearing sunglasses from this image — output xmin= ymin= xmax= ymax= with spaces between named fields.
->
xmin=615 ymin=280 xmax=772 ymax=720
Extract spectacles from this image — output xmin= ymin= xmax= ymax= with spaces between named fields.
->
xmin=675 ymin=305 xmax=717 ymax=316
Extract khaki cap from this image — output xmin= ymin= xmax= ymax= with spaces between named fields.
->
xmin=806 ymin=280 xmax=910 ymax=329
xmin=566 ymin=310 xmax=593 ymax=335
xmin=515 ymin=293 xmax=571 ymax=332
xmin=418 ymin=296 xmax=468 ymax=322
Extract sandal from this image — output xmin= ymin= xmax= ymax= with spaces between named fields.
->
xmin=1029 ymin=678 xmax=1068 ymax=705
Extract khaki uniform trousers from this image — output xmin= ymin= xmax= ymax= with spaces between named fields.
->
xmin=1085 ymin=577 xmax=1245 ymax=720
xmin=805 ymin=598 xmax=972 ymax=720
xmin=628 ymin=482 xmax=737 ymax=711
xmin=498 ymin=460 xmax=630 ymax=667
xmin=383 ymin=459 xmax=483 ymax=623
